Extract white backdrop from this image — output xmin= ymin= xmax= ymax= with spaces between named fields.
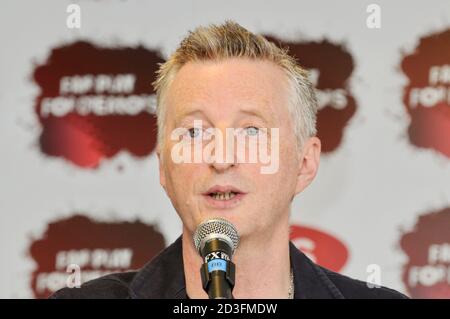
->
xmin=1 ymin=0 xmax=450 ymax=298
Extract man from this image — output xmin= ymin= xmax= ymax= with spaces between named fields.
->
xmin=52 ymin=21 xmax=407 ymax=299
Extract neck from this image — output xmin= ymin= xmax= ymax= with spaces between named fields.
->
xmin=182 ymin=218 xmax=291 ymax=299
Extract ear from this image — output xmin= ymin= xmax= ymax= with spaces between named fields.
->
xmin=157 ymin=146 xmax=167 ymax=192
xmin=294 ymin=136 xmax=321 ymax=195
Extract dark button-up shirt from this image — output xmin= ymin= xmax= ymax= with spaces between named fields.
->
xmin=51 ymin=236 xmax=408 ymax=299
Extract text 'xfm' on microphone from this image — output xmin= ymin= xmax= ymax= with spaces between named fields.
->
xmin=193 ymin=217 xmax=240 ymax=299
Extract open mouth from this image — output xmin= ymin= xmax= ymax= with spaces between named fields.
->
xmin=202 ymin=185 xmax=247 ymax=208
xmin=207 ymin=191 xmax=239 ymax=201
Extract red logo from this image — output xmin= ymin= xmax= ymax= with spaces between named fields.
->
xmin=400 ymin=207 xmax=450 ymax=298
xmin=290 ymin=224 xmax=348 ymax=272
xmin=28 ymin=215 xmax=166 ymax=298
xmin=33 ymin=41 xmax=165 ymax=168
xmin=264 ymin=37 xmax=357 ymax=153
xmin=401 ymin=28 xmax=450 ymax=158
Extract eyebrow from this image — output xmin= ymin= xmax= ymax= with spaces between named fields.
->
xmin=174 ymin=110 xmax=210 ymax=125
xmin=238 ymin=109 xmax=270 ymax=123
xmin=175 ymin=108 xmax=271 ymax=126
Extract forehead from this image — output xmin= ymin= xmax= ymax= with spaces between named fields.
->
xmin=164 ymin=58 xmax=291 ymax=122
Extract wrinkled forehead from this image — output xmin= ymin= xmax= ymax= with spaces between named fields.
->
xmin=164 ymin=59 xmax=291 ymax=125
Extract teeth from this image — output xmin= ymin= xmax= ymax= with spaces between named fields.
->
xmin=211 ymin=191 xmax=236 ymax=200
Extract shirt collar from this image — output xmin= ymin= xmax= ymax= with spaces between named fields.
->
xmin=130 ymin=236 xmax=343 ymax=299
xmin=289 ymin=241 xmax=344 ymax=299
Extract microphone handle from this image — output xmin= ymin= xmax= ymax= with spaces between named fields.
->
xmin=208 ymin=270 xmax=233 ymax=299
xmin=200 ymin=239 xmax=236 ymax=299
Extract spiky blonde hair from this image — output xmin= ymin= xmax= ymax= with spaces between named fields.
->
xmin=152 ymin=21 xmax=318 ymax=150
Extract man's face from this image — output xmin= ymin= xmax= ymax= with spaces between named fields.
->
xmin=158 ymin=58 xmax=318 ymax=239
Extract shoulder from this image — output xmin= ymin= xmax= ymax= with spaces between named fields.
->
xmin=289 ymin=242 xmax=409 ymax=299
xmin=50 ymin=271 xmax=137 ymax=299
xmin=319 ymin=266 xmax=409 ymax=299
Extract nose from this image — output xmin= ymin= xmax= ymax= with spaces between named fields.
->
xmin=211 ymin=160 xmax=236 ymax=172
xmin=204 ymin=127 xmax=237 ymax=172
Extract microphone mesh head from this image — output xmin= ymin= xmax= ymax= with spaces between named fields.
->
xmin=193 ymin=218 xmax=239 ymax=255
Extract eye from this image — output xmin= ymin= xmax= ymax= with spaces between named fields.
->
xmin=245 ymin=126 xmax=260 ymax=136
xmin=187 ymin=127 xmax=201 ymax=138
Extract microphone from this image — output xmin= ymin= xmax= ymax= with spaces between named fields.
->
xmin=193 ymin=218 xmax=240 ymax=299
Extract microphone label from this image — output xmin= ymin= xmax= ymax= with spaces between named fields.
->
xmin=207 ymin=259 xmax=227 ymax=273
xmin=204 ymin=251 xmax=230 ymax=262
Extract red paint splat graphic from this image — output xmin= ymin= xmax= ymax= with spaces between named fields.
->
xmin=33 ymin=41 xmax=165 ymax=168
xmin=290 ymin=224 xmax=348 ymax=272
xmin=29 ymin=215 xmax=166 ymax=298
xmin=401 ymin=29 xmax=450 ymax=158
xmin=400 ymin=207 xmax=450 ymax=298
xmin=265 ymin=37 xmax=357 ymax=153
